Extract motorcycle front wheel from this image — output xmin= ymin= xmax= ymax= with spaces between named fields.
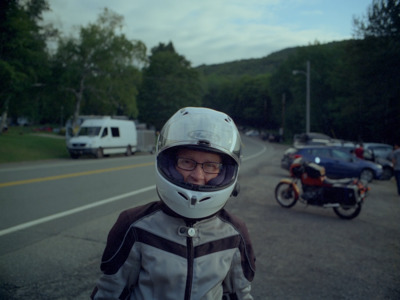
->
xmin=333 ymin=203 xmax=362 ymax=220
xmin=275 ymin=182 xmax=297 ymax=208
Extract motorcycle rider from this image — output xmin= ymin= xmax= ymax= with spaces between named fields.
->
xmin=91 ymin=107 xmax=256 ymax=300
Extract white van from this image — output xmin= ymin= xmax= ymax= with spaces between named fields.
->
xmin=67 ymin=117 xmax=137 ymax=158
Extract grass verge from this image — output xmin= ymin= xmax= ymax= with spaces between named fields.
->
xmin=0 ymin=127 xmax=69 ymax=164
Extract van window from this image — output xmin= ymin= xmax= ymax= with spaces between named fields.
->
xmin=78 ymin=126 xmax=101 ymax=137
xmin=111 ymin=127 xmax=120 ymax=137
xmin=101 ymin=127 xmax=108 ymax=138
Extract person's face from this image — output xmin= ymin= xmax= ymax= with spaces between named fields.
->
xmin=176 ymin=149 xmax=221 ymax=185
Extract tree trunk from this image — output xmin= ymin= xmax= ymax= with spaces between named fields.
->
xmin=0 ymin=97 xmax=10 ymax=134
xmin=71 ymin=76 xmax=86 ymax=132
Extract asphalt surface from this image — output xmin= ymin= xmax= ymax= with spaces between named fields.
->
xmin=1 ymin=140 xmax=399 ymax=299
xmin=226 ymin=142 xmax=400 ymax=299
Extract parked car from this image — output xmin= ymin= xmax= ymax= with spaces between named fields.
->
xmin=293 ymin=132 xmax=342 ymax=146
xmin=281 ymin=145 xmax=383 ymax=182
xmin=336 ymin=145 xmax=393 ymax=180
xmin=281 ymin=147 xmax=300 ymax=170
xmin=363 ymin=143 xmax=393 ymax=160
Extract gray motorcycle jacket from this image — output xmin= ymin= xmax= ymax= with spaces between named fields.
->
xmin=91 ymin=201 xmax=256 ymax=300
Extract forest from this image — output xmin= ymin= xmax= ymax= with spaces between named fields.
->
xmin=1 ymin=0 xmax=399 ymax=144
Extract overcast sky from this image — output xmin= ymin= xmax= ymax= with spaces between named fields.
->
xmin=42 ymin=0 xmax=372 ymax=66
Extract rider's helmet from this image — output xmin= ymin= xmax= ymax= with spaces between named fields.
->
xmin=156 ymin=107 xmax=241 ymax=219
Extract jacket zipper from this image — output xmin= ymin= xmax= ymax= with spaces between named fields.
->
xmin=184 ymin=223 xmax=195 ymax=300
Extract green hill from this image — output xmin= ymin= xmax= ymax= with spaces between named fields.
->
xmin=195 ymin=47 xmax=298 ymax=77
xmin=195 ymin=40 xmax=351 ymax=77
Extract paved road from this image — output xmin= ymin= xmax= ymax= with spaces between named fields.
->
xmin=228 ymin=142 xmax=400 ymax=299
xmin=0 ymin=138 xmax=399 ymax=299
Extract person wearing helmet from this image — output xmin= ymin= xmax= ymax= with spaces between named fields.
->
xmin=91 ymin=107 xmax=256 ymax=300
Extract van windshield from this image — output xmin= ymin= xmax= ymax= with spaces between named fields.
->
xmin=78 ymin=126 xmax=101 ymax=137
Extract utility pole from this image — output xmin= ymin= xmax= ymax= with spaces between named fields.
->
xmin=281 ymin=93 xmax=285 ymax=140
xmin=306 ymin=60 xmax=310 ymax=134
xmin=293 ymin=60 xmax=311 ymax=134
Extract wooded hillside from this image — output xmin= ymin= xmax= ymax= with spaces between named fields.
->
xmin=196 ymin=37 xmax=399 ymax=144
xmin=196 ymin=46 xmax=298 ymax=77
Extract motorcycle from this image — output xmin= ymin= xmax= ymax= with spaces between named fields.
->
xmin=275 ymin=158 xmax=369 ymax=219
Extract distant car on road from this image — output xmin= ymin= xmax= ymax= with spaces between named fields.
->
xmin=245 ymin=129 xmax=260 ymax=137
xmin=281 ymin=145 xmax=383 ymax=182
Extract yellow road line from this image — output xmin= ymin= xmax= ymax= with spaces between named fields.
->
xmin=0 ymin=162 xmax=154 ymax=188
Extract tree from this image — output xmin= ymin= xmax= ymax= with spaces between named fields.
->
xmin=52 ymin=8 xmax=146 ymax=129
xmin=229 ymin=75 xmax=271 ymax=129
xmin=137 ymin=42 xmax=202 ymax=130
xmin=268 ymin=41 xmax=357 ymax=141
xmin=351 ymin=0 xmax=400 ymax=143
xmin=353 ymin=0 xmax=399 ymax=38
xmin=202 ymin=75 xmax=236 ymax=116
xmin=0 ymin=0 xmax=50 ymax=132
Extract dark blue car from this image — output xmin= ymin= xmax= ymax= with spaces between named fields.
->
xmin=281 ymin=145 xmax=383 ymax=182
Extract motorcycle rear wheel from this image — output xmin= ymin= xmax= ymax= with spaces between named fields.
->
xmin=275 ymin=182 xmax=297 ymax=208
xmin=333 ymin=203 xmax=362 ymax=220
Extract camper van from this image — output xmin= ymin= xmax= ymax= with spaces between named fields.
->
xmin=66 ymin=117 xmax=137 ymax=158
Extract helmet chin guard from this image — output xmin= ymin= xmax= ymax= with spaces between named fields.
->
xmin=156 ymin=168 xmax=239 ymax=219
xmin=155 ymin=107 xmax=242 ymax=219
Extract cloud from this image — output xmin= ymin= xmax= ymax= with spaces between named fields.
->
xmin=42 ymin=0 xmax=367 ymax=66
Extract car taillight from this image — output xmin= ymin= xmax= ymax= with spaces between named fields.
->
xmin=293 ymin=154 xmax=302 ymax=159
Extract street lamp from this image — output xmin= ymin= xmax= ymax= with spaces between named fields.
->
xmin=292 ymin=60 xmax=310 ymax=134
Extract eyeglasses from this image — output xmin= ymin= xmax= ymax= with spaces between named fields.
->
xmin=176 ymin=157 xmax=222 ymax=174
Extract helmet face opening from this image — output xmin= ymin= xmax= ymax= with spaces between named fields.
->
xmin=155 ymin=107 xmax=242 ymax=219
xmin=157 ymin=146 xmax=238 ymax=192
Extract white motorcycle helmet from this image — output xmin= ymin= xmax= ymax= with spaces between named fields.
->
xmin=156 ymin=107 xmax=241 ymax=219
